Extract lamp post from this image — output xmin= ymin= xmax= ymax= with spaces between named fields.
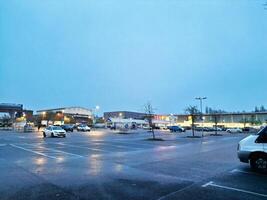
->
xmin=195 ymin=97 xmax=207 ymax=137
xmin=93 ymin=105 xmax=100 ymax=125
xmin=61 ymin=110 xmax=65 ymax=125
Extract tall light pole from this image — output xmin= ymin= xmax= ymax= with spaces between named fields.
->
xmin=195 ymin=97 xmax=207 ymax=137
xmin=61 ymin=110 xmax=65 ymax=125
xmin=93 ymin=105 xmax=100 ymax=125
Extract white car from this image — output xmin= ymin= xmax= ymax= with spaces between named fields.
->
xmin=226 ymin=128 xmax=242 ymax=133
xmin=238 ymin=126 xmax=267 ymax=171
xmin=215 ymin=127 xmax=222 ymax=131
xmin=43 ymin=126 xmax=66 ymax=137
xmin=77 ymin=124 xmax=91 ymax=132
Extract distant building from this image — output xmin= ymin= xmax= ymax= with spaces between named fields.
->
xmin=175 ymin=112 xmax=267 ymax=128
xmin=104 ymin=110 xmax=267 ymax=129
xmin=104 ymin=111 xmax=147 ymax=120
xmin=0 ymin=103 xmax=23 ymax=116
xmin=0 ymin=103 xmax=33 ymax=119
xmin=106 ymin=118 xmax=149 ymax=129
xmin=36 ymin=106 xmax=93 ymax=125
xmin=0 ymin=103 xmax=33 ymax=127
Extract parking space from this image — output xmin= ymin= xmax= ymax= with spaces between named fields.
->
xmin=200 ymin=167 xmax=267 ymax=199
xmin=158 ymin=166 xmax=267 ymax=200
xmin=0 ymin=130 xmax=266 ymax=200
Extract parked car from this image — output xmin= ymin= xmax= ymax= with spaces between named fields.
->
xmin=77 ymin=124 xmax=91 ymax=132
xmin=214 ymin=127 xmax=222 ymax=131
xmin=61 ymin=124 xmax=74 ymax=132
xmin=94 ymin=123 xmax=106 ymax=128
xmin=43 ymin=126 xmax=66 ymax=138
xmin=23 ymin=123 xmax=34 ymax=132
xmin=226 ymin=128 xmax=242 ymax=133
xmin=182 ymin=126 xmax=191 ymax=130
xmin=238 ymin=126 xmax=267 ymax=172
xmin=167 ymin=126 xmax=185 ymax=132
xmin=195 ymin=127 xmax=210 ymax=131
xmin=205 ymin=127 xmax=214 ymax=132
xmin=194 ymin=127 xmax=202 ymax=131
xmin=242 ymin=127 xmax=258 ymax=133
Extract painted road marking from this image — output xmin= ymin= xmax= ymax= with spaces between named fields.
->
xmin=22 ymin=143 xmax=84 ymax=158
xmin=201 ymin=181 xmax=213 ymax=187
xmin=108 ymin=140 xmax=159 ymax=147
xmin=157 ymin=183 xmax=195 ymax=200
xmin=10 ymin=144 xmax=56 ymax=159
xmin=230 ymin=169 xmax=267 ymax=176
xmin=94 ymin=142 xmax=142 ymax=150
xmin=57 ymin=143 xmax=108 ymax=152
xmin=202 ymin=181 xmax=267 ymax=198
xmin=117 ymin=141 xmax=180 ymax=149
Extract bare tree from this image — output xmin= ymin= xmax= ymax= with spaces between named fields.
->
xmin=211 ymin=113 xmax=221 ymax=135
xmin=185 ymin=105 xmax=199 ymax=137
xmin=144 ymin=102 xmax=156 ymax=139
xmin=0 ymin=114 xmax=11 ymax=127
xmin=240 ymin=117 xmax=249 ymax=128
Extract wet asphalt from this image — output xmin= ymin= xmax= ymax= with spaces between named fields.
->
xmin=0 ymin=129 xmax=266 ymax=200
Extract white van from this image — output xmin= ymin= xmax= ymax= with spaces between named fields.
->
xmin=237 ymin=126 xmax=267 ymax=171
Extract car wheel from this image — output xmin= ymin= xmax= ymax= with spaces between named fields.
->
xmin=250 ymin=154 xmax=267 ymax=172
xmin=51 ymin=132 xmax=54 ymax=137
xmin=43 ymin=132 xmax=46 ymax=138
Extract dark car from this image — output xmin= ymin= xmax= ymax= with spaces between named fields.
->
xmin=61 ymin=124 xmax=74 ymax=132
xmin=167 ymin=126 xmax=185 ymax=132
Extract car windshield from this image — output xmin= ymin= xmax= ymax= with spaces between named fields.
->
xmin=53 ymin=126 xmax=63 ymax=130
xmin=257 ymin=126 xmax=267 ymax=135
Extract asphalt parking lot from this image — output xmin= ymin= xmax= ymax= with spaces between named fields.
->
xmin=0 ymin=129 xmax=266 ymax=200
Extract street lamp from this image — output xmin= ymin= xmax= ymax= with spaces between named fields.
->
xmin=61 ymin=110 xmax=65 ymax=125
xmin=195 ymin=97 xmax=207 ymax=137
xmin=93 ymin=105 xmax=100 ymax=125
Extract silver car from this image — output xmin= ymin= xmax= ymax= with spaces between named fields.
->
xmin=238 ymin=126 xmax=267 ymax=171
xmin=43 ymin=126 xmax=66 ymax=138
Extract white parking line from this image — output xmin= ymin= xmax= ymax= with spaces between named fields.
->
xmin=57 ymin=143 xmax=108 ymax=152
xmin=22 ymin=143 xmax=84 ymax=158
xmin=202 ymin=181 xmax=267 ymax=198
xmin=157 ymin=183 xmax=195 ymax=200
xmin=94 ymin=142 xmax=142 ymax=150
xmin=201 ymin=181 xmax=213 ymax=187
xmin=230 ymin=169 xmax=267 ymax=176
xmin=108 ymin=140 xmax=158 ymax=147
xmin=10 ymin=144 xmax=56 ymax=159
xmin=230 ymin=169 xmax=254 ymax=175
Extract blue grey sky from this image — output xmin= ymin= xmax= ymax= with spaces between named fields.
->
xmin=0 ymin=0 xmax=266 ymax=114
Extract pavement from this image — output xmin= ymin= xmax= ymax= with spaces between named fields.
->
xmin=0 ymin=129 xmax=266 ymax=200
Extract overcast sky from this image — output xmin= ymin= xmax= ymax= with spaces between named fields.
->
xmin=0 ymin=0 xmax=266 ymax=114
